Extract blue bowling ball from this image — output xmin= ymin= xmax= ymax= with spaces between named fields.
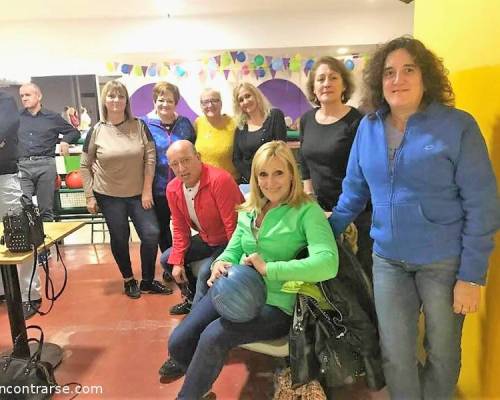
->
xmin=210 ymin=264 xmax=267 ymax=323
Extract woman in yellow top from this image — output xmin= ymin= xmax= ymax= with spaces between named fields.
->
xmin=194 ymin=88 xmax=238 ymax=180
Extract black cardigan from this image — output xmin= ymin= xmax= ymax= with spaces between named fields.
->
xmin=232 ymin=108 xmax=287 ymax=183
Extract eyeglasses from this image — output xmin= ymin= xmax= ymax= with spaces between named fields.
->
xmin=200 ymin=98 xmax=221 ymax=106
xmin=169 ymin=157 xmax=194 ymax=169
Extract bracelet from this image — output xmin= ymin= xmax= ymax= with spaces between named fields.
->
xmin=467 ymin=281 xmax=480 ymax=286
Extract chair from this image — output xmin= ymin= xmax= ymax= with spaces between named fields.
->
xmin=239 ymin=336 xmax=289 ymax=358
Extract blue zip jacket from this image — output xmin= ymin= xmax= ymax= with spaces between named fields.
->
xmin=329 ymin=101 xmax=499 ymax=284
xmin=141 ymin=113 xmax=195 ymax=196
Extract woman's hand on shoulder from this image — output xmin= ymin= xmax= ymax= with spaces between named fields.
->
xmin=243 ymin=253 xmax=267 ymax=276
xmin=207 ymin=261 xmax=232 ymax=287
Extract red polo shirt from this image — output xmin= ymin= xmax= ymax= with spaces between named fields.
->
xmin=166 ymin=164 xmax=244 ymax=266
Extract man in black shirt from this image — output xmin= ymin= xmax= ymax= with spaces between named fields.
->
xmin=17 ymin=83 xmax=80 ymax=222
xmin=0 ymin=91 xmax=42 ymax=319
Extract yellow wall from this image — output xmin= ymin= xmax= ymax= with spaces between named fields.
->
xmin=414 ymin=0 xmax=500 ymax=398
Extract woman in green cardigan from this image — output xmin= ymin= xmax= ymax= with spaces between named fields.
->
xmin=160 ymin=140 xmax=338 ymax=399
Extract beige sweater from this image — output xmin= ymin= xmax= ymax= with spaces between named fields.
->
xmin=80 ymin=119 xmax=156 ymax=199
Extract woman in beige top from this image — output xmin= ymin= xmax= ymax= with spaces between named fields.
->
xmin=80 ymin=80 xmax=171 ymax=298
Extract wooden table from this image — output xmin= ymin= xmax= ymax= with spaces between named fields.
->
xmin=0 ymin=221 xmax=85 ymax=367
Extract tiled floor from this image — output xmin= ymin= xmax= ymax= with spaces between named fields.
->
xmin=0 ymin=242 xmax=389 ymax=400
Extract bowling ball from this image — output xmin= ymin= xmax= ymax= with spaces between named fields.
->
xmin=210 ymin=264 xmax=266 ymax=323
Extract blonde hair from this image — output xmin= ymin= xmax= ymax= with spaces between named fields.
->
xmin=239 ymin=140 xmax=311 ymax=214
xmin=232 ymin=82 xmax=271 ymax=129
xmin=100 ymin=80 xmax=133 ymax=121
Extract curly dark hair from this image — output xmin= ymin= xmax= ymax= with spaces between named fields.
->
xmin=306 ymin=56 xmax=354 ymax=106
xmin=362 ymin=36 xmax=454 ymax=111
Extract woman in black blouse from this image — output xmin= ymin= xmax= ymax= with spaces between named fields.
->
xmin=232 ymin=82 xmax=287 ymax=183
xmin=299 ymin=56 xmax=373 ymax=275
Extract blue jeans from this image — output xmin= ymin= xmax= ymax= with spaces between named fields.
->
xmin=168 ymin=294 xmax=291 ymax=399
xmin=159 ymin=235 xmax=226 ymax=305
xmin=94 ymin=192 xmax=159 ymax=281
xmin=372 ymin=253 xmax=464 ymax=400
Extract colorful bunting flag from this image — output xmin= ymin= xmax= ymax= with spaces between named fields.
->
xmin=106 ymin=51 xmax=366 ymax=79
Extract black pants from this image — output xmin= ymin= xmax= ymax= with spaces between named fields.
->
xmin=160 ymin=235 xmax=226 ymax=301
xmin=354 ymin=209 xmax=374 ymax=281
xmin=153 ymin=194 xmax=172 ymax=253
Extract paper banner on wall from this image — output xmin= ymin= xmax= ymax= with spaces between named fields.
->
xmin=303 ymin=59 xmax=314 ymax=76
xmin=109 ymin=50 xmax=364 ymax=80
xmin=105 ymin=61 xmax=118 ymax=72
xmin=221 ymin=52 xmax=232 ymax=68
xmin=282 ymin=57 xmax=290 ymax=70
xmin=230 ymin=51 xmax=238 ymax=63
xmin=235 ymin=51 xmax=246 ymax=63
xmin=147 ymin=63 xmax=157 ymax=77
xmin=120 ymin=64 xmax=132 ymax=74
xmin=159 ymin=64 xmax=170 ymax=77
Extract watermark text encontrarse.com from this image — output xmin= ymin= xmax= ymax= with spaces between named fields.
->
xmin=0 ymin=384 xmax=103 ymax=396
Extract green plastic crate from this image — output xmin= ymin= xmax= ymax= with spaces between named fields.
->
xmin=64 ymin=155 xmax=81 ymax=172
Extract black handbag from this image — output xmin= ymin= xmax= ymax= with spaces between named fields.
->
xmin=289 ymin=294 xmax=319 ymax=387
xmin=1 ymin=195 xmax=45 ymax=252
xmin=288 ymin=239 xmax=385 ymax=390
xmin=289 ymin=293 xmax=363 ymax=389
xmin=0 ymin=325 xmax=57 ymax=399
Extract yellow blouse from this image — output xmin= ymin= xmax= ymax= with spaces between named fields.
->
xmin=194 ymin=115 xmax=239 ymax=180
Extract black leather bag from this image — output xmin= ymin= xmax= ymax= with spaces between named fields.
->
xmin=2 ymin=195 xmax=44 ymax=252
xmin=289 ymin=294 xmax=319 ymax=387
xmin=288 ymin=239 xmax=385 ymax=390
xmin=0 ymin=326 xmax=57 ymax=399
xmin=289 ymin=293 xmax=363 ymax=388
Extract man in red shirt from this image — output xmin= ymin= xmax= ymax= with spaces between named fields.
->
xmin=160 ymin=140 xmax=244 ymax=315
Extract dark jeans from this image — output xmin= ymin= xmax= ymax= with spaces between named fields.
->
xmin=18 ymin=157 xmax=57 ymax=221
xmin=160 ymin=235 xmax=226 ymax=304
xmin=94 ymin=192 xmax=159 ymax=282
xmin=168 ymin=294 xmax=292 ymax=399
xmin=153 ymin=194 xmax=172 ymax=253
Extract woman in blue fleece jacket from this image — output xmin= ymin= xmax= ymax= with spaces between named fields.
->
xmin=329 ymin=36 xmax=499 ymax=400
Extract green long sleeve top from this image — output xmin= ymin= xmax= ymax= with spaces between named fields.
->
xmin=216 ymin=200 xmax=339 ymax=315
